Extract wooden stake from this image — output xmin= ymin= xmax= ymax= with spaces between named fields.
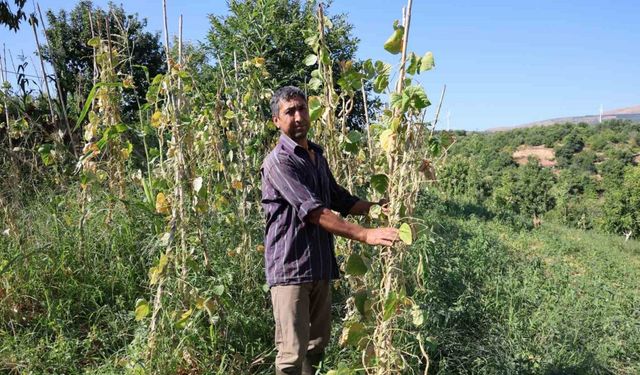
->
xmin=36 ymin=4 xmax=76 ymax=156
xmin=29 ymin=18 xmax=55 ymax=120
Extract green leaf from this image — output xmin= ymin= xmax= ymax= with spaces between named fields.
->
xmin=308 ymin=77 xmax=322 ymax=91
xmin=420 ymin=52 xmax=435 ymax=72
xmin=224 ymin=110 xmax=235 ymax=119
xmin=383 ymin=292 xmax=399 ymax=321
xmin=74 ymin=82 xmax=122 ymax=131
xmin=399 ymin=223 xmax=413 ymax=245
xmin=308 ymin=96 xmax=322 ymax=121
xmin=212 ymin=285 xmax=225 ymax=296
xmin=134 ymin=298 xmax=150 ymax=321
xmin=354 ymin=290 xmax=371 ymax=318
xmin=407 ymin=52 xmax=420 ymax=75
xmin=370 ymin=174 xmax=389 ymax=195
xmin=373 ymin=74 xmax=389 ymax=94
xmin=304 ymin=54 xmax=318 ymax=66
xmin=403 ymin=86 xmax=431 ymax=111
xmin=362 ymin=59 xmax=375 ymax=79
xmin=87 ymin=36 xmax=100 ymax=47
xmin=345 ymin=254 xmax=367 ymax=276
xmin=384 ymin=26 xmax=404 ymax=54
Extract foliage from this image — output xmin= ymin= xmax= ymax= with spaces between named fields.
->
xmin=43 ymin=1 xmax=165 ymax=120
xmin=492 ymin=158 xmax=556 ymax=219
xmin=206 ymin=0 xmax=375 ymax=128
xmin=0 ymin=0 xmax=25 ymax=31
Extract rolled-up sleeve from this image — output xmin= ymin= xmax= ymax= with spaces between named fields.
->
xmin=327 ymin=163 xmax=360 ymax=216
xmin=266 ymin=156 xmax=325 ymax=222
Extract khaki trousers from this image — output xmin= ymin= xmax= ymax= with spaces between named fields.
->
xmin=270 ymin=280 xmax=332 ymax=375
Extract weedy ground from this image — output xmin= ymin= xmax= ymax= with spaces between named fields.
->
xmin=1 ymin=187 xmax=638 ymax=374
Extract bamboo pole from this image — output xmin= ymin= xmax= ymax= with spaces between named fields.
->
xmin=87 ymin=6 xmax=98 ymax=86
xmin=36 ymin=4 xmax=76 ymax=156
xmin=28 ymin=18 xmax=55 ymax=121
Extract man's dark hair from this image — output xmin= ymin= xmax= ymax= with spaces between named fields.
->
xmin=270 ymin=86 xmax=306 ymax=117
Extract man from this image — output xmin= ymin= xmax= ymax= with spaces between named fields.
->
xmin=261 ymin=86 xmax=398 ymax=375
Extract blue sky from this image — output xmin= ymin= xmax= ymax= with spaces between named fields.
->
xmin=1 ymin=0 xmax=639 ymax=130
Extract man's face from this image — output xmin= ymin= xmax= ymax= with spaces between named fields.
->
xmin=273 ymin=96 xmax=310 ymax=142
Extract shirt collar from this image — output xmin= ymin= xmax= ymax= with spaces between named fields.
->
xmin=278 ymin=134 xmax=323 ymax=155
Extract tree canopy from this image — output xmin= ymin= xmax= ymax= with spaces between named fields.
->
xmin=0 ymin=0 xmax=26 ymax=31
xmin=42 ymin=1 xmax=165 ymax=119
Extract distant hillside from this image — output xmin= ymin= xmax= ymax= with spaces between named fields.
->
xmin=488 ymin=104 xmax=640 ymax=132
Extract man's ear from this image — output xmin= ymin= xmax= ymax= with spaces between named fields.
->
xmin=272 ymin=116 xmax=279 ymax=129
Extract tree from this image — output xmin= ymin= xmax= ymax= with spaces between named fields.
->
xmin=206 ymin=0 xmax=373 ymax=127
xmin=42 ymin=1 xmax=165 ymax=120
xmin=492 ymin=158 xmax=556 ymax=221
xmin=0 ymin=0 xmax=26 ymax=31
xmin=600 ymin=166 xmax=640 ymax=238
xmin=554 ymin=131 xmax=584 ymax=168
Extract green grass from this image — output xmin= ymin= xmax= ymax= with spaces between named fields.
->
xmin=1 ymin=188 xmax=639 ymax=374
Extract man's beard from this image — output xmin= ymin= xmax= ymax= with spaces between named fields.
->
xmin=290 ymin=124 xmax=309 ymax=140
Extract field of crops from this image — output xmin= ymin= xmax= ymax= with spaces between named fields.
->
xmin=1 ymin=0 xmax=639 ymax=374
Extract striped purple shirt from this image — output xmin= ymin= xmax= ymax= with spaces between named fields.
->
xmin=261 ymin=134 xmax=359 ymax=286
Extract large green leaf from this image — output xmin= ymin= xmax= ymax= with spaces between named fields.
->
xmin=308 ymin=96 xmax=322 ymax=122
xmin=304 ymin=54 xmax=318 ymax=66
xmin=308 ymin=77 xmax=322 ymax=91
xmin=399 ymin=223 xmax=413 ymax=245
xmin=370 ymin=174 xmax=389 ymax=195
xmin=384 ymin=25 xmax=404 ymax=54
xmin=345 ymin=254 xmax=367 ymax=276
xmin=354 ymin=290 xmax=372 ymax=318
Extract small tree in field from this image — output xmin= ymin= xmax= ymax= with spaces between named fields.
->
xmin=493 ymin=157 xmax=556 ymax=223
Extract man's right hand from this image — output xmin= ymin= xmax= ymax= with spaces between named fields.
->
xmin=363 ymin=227 xmax=399 ymax=246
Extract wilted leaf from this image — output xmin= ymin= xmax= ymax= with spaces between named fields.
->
xmin=339 ymin=321 xmax=367 ymax=347
xmin=134 ymin=299 xmax=150 ymax=321
xmin=193 ymin=177 xmax=203 ymax=193
xmin=155 ymin=192 xmax=170 ymax=215
xmin=380 ymin=129 xmax=395 ymax=153
xmin=151 ymin=111 xmax=162 ymax=128
xmin=369 ymin=204 xmax=382 ymax=219
xmin=399 ymin=223 xmax=413 ymax=245
xmin=175 ymin=308 xmax=193 ymax=329
xmin=411 ymin=306 xmax=425 ymax=326
xmin=345 ymin=254 xmax=368 ymax=276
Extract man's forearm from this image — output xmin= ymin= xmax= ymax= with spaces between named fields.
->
xmin=307 ymin=207 xmax=367 ymax=242
xmin=348 ymin=200 xmax=376 ymax=216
